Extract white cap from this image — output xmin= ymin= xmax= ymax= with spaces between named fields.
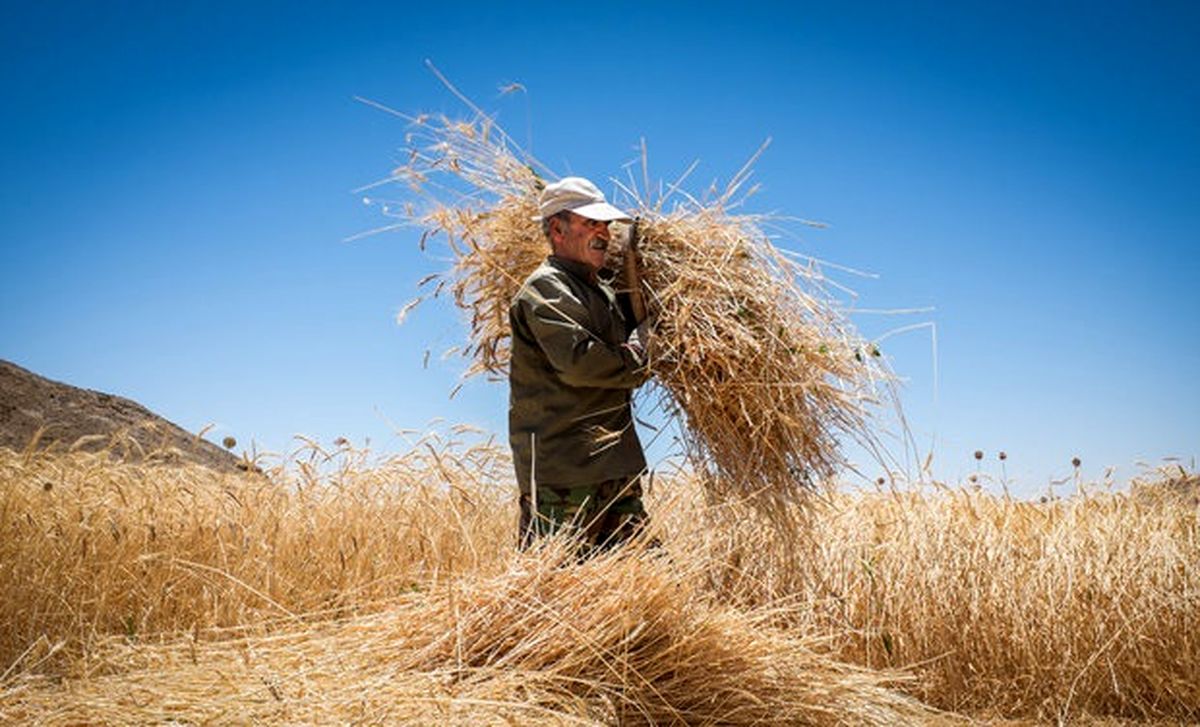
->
xmin=533 ymin=176 xmax=631 ymax=222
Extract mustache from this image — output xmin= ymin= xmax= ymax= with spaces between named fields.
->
xmin=588 ymin=238 xmax=609 ymax=251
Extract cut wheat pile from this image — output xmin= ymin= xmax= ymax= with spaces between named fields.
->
xmin=2 ymin=538 xmax=940 ymax=725
xmin=363 ymin=100 xmax=894 ymax=499
xmin=0 ymin=443 xmax=943 ymax=726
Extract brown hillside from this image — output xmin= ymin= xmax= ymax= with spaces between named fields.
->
xmin=0 ymin=359 xmax=245 ymax=473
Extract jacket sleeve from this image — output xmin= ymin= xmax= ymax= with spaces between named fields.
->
xmin=519 ymin=275 xmax=650 ymax=390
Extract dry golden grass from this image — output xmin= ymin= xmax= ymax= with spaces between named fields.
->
xmin=0 ymin=433 xmax=512 ymax=675
xmin=1 ymin=539 xmax=940 ymax=725
xmin=363 ymin=106 xmax=895 ymax=502
xmin=2 ymin=441 xmax=1196 ymax=723
xmin=660 ymin=485 xmax=1199 ymax=720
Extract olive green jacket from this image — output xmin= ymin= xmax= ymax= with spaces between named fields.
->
xmin=508 ymin=256 xmax=649 ymax=492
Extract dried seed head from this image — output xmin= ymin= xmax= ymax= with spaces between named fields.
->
xmin=998 ymin=451 xmax=1007 ymax=461
xmin=969 ymin=474 xmax=978 ymax=483
xmin=1072 ymin=456 xmax=1081 ymax=468
xmin=222 ymin=436 xmax=237 ymax=450
xmin=973 ymin=450 xmax=983 ymax=461
xmin=876 ymin=477 xmax=886 ymax=486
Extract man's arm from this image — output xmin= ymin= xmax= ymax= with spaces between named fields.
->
xmin=519 ymin=276 xmax=650 ymax=390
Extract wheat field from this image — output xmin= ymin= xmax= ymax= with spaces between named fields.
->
xmin=0 ymin=437 xmax=1196 ymax=724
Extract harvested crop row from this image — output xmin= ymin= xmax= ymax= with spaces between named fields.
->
xmin=1 ymin=539 xmax=942 ymax=726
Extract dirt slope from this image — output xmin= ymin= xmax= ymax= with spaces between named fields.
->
xmin=0 ymin=359 xmax=245 ymax=473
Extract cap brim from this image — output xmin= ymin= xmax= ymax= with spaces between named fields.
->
xmin=571 ymin=201 xmax=633 ymax=222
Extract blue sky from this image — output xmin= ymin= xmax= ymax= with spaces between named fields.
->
xmin=2 ymin=1 xmax=1197 ymax=495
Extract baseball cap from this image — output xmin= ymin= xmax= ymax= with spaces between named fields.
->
xmin=533 ymin=176 xmax=632 ymax=222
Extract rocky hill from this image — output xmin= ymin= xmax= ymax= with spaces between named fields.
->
xmin=0 ymin=359 xmax=246 ymax=473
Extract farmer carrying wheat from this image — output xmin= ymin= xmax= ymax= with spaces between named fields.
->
xmin=509 ymin=176 xmax=653 ymax=553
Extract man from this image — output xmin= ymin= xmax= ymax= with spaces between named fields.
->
xmin=509 ymin=176 xmax=652 ymax=553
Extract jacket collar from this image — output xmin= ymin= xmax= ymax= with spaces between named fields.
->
xmin=547 ymin=255 xmax=598 ymax=285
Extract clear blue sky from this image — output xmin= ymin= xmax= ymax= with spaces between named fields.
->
xmin=2 ymin=1 xmax=1197 ymax=495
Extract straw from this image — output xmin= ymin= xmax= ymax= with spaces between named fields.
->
xmin=1 ymin=534 xmax=942 ymax=725
xmin=365 ymin=107 xmax=895 ymax=505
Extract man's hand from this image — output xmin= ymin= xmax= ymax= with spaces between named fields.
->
xmin=625 ymin=318 xmax=655 ymax=364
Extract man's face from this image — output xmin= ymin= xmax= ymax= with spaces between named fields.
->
xmin=551 ymin=212 xmax=611 ymax=272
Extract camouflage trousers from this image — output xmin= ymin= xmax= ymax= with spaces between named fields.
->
xmin=518 ymin=476 xmax=647 ymax=553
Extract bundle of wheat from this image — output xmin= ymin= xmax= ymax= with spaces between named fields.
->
xmin=365 ymin=101 xmax=893 ymax=503
xmin=0 ymin=539 xmax=942 ymax=726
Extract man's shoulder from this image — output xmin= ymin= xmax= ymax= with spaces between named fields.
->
xmin=516 ymin=260 xmax=571 ymax=299
xmin=511 ymin=261 xmax=551 ymax=314
xmin=523 ymin=259 xmax=559 ymax=283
